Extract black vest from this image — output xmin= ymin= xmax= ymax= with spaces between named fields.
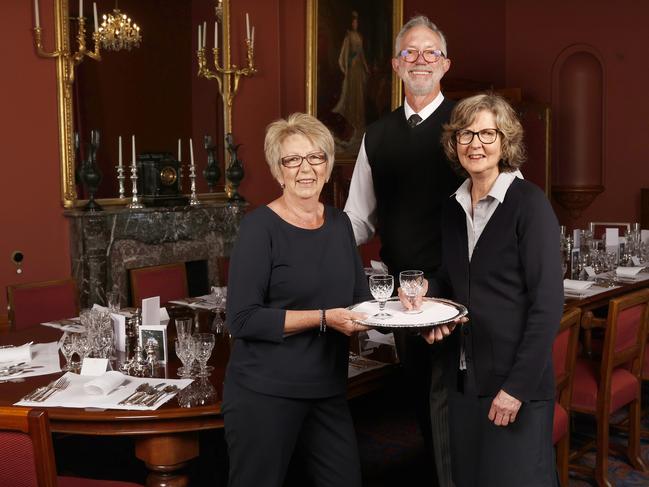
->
xmin=364 ymin=99 xmax=461 ymax=276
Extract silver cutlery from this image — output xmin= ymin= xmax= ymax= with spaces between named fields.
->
xmin=33 ymin=376 xmax=70 ymax=402
xmin=118 ymin=382 xmax=151 ymax=405
xmin=143 ymin=385 xmax=179 ymax=407
xmin=133 ymin=383 xmax=166 ymax=405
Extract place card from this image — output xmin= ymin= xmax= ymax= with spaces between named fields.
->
xmin=142 ymin=296 xmax=161 ymax=325
xmin=584 ymin=266 xmax=596 ymax=278
xmin=632 ymin=256 xmax=643 ymax=266
xmin=605 ymin=228 xmax=619 ymax=247
xmin=80 ymin=358 xmax=109 ymax=376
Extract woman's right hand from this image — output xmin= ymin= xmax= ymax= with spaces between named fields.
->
xmin=420 ymin=316 xmax=468 ymax=344
xmin=326 ymin=308 xmax=370 ymax=336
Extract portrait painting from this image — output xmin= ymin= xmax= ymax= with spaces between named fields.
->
xmin=306 ymin=0 xmax=403 ymax=162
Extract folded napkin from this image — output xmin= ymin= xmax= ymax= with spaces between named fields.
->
xmin=615 ymin=266 xmax=644 ymax=277
xmin=83 ymin=371 xmax=125 ymax=396
xmin=563 ymin=279 xmax=594 ymax=291
xmin=0 ymin=343 xmax=32 ymax=365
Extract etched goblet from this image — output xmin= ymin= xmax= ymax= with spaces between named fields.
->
xmin=399 ymin=270 xmax=425 ymax=314
xmin=369 ymin=274 xmax=394 ymax=320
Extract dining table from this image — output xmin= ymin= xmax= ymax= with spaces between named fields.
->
xmin=0 ymin=306 xmax=397 ymax=487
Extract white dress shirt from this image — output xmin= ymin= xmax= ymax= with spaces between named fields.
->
xmin=344 ymin=92 xmax=446 ymax=245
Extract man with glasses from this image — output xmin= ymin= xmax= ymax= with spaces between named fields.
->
xmin=345 ymin=15 xmax=460 ymax=487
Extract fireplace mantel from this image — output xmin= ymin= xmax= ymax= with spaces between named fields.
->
xmin=65 ymin=203 xmax=244 ymax=308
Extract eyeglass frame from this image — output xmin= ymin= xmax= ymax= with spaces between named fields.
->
xmin=455 ymin=128 xmax=501 ymax=145
xmin=280 ymin=151 xmax=328 ymax=168
xmin=397 ymin=48 xmax=446 ymax=64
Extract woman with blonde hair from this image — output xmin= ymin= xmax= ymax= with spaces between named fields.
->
xmin=224 ymin=113 xmax=370 ymax=487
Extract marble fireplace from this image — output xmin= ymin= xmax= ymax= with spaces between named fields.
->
xmin=65 ymin=202 xmax=244 ymax=308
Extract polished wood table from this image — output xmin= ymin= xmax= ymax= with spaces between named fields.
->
xmin=564 ymin=274 xmax=649 ymax=314
xmin=0 ymin=308 xmax=396 ymax=486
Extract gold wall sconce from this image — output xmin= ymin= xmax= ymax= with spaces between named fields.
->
xmin=32 ymin=0 xmax=102 ymax=85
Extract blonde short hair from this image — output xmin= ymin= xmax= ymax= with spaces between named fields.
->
xmin=441 ymin=93 xmax=526 ymax=178
xmin=264 ymin=113 xmax=335 ymax=182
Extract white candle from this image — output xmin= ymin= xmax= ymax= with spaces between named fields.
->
xmin=93 ymin=2 xmax=98 ymax=32
xmin=214 ymin=21 xmax=218 ymax=49
xmin=131 ymin=135 xmax=136 ymax=165
xmin=246 ymin=13 xmax=250 ymax=41
xmin=118 ymin=136 xmax=122 ymax=167
xmin=34 ymin=0 xmax=40 ymax=28
xmin=177 ymin=138 xmax=182 ymax=162
xmin=198 ymin=24 xmax=201 ymax=49
xmin=251 ymin=26 xmax=255 ymax=48
xmin=79 ymin=0 xmax=83 ymax=19
xmin=202 ymin=21 xmax=207 ymax=49
xmin=189 ymin=138 xmax=195 ymax=168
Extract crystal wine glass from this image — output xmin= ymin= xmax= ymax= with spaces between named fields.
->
xmin=175 ymin=317 xmax=193 ymax=342
xmin=368 ymin=274 xmax=394 ymax=320
xmin=175 ymin=338 xmax=195 ymax=377
xmin=399 ymin=270 xmax=425 ymax=314
xmin=60 ymin=332 xmax=76 ymax=371
xmin=193 ymin=333 xmax=215 ymax=377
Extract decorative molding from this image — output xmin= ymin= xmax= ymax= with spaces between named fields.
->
xmin=552 ymin=185 xmax=604 ymax=218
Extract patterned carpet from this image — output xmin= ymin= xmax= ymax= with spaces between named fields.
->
xmin=352 ymin=379 xmax=649 ymax=487
xmin=53 ymin=379 xmax=649 ymax=486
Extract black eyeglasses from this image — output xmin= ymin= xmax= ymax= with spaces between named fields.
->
xmin=280 ymin=151 xmax=327 ymax=168
xmin=398 ymin=48 xmax=446 ymax=63
xmin=455 ymin=128 xmax=500 ymax=145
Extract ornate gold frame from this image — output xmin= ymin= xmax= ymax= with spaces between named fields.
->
xmin=53 ymin=0 xmax=230 ymax=208
xmin=305 ymin=0 xmax=403 ymax=132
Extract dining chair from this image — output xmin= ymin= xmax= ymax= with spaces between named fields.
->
xmin=552 ymin=307 xmax=581 ymax=487
xmin=7 ymin=278 xmax=79 ymax=331
xmin=0 ymin=406 xmax=142 ymax=487
xmin=129 ymin=263 xmax=188 ymax=307
xmin=588 ymin=221 xmax=630 ymax=240
xmin=570 ymin=289 xmax=649 ymax=486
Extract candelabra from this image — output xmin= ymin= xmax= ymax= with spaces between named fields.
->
xmin=197 ymin=0 xmax=256 ymax=199
xmin=116 ymin=164 xmax=126 ymax=199
xmin=189 ymin=163 xmax=201 ymax=207
xmin=32 ymin=1 xmax=102 ymax=86
xmin=126 ymin=159 xmax=144 ymax=209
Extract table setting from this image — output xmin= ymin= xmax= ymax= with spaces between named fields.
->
xmin=0 ymin=341 xmax=61 ymax=382
xmin=169 ymin=286 xmax=227 ymax=311
xmin=14 ymin=371 xmax=192 ymax=411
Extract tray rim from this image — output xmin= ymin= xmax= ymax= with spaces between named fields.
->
xmin=348 ymin=297 xmax=468 ymax=328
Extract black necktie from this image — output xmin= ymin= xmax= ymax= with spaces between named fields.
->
xmin=408 ymin=114 xmax=422 ymax=128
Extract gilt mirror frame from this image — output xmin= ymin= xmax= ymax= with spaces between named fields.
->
xmin=53 ymin=0 xmax=232 ymax=209
xmin=305 ymin=0 xmax=403 ymax=164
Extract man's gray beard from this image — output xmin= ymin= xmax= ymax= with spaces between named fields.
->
xmin=402 ymin=75 xmax=441 ymax=97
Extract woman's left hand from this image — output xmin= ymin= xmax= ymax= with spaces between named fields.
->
xmin=488 ymin=389 xmax=522 ymax=427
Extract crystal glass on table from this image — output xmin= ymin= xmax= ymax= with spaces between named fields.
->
xmin=193 ymin=333 xmax=215 ymax=377
xmin=175 ymin=338 xmax=195 ymax=377
xmin=175 ymin=317 xmax=193 ymax=341
xmin=60 ymin=332 xmax=76 ymax=371
xmin=368 ymin=274 xmax=394 ymax=320
xmin=399 ymin=270 xmax=425 ymax=314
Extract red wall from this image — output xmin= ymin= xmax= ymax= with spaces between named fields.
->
xmin=0 ymin=1 xmax=71 ymax=315
xmin=505 ymin=0 xmax=649 ymax=229
xmin=2 ymin=0 xmax=648 ymax=315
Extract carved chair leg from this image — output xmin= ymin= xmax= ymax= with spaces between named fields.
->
xmin=627 ymin=397 xmax=648 ymax=471
xmin=595 ymin=411 xmax=612 ymax=487
xmin=556 ymin=434 xmax=570 ymax=487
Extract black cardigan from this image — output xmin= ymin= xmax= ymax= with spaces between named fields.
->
xmin=431 ymin=178 xmax=564 ymax=402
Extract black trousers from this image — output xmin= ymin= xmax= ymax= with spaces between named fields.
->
xmin=222 ymin=378 xmax=362 ymax=487
xmin=394 ymin=330 xmax=453 ymax=487
xmin=449 ymin=369 xmax=558 ymax=487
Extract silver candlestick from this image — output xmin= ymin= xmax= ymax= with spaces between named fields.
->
xmin=189 ymin=163 xmax=200 ymax=206
xmin=116 ymin=164 xmax=126 ymax=199
xmin=126 ymin=160 xmax=145 ymax=209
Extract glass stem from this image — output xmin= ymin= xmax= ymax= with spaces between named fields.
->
xmin=378 ymin=300 xmax=385 ymax=313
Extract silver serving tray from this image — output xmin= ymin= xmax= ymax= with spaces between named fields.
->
xmin=349 ymin=297 xmax=468 ymax=328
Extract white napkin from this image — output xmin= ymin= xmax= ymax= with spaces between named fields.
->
xmin=563 ymin=279 xmax=594 ymax=291
xmin=615 ymin=266 xmax=644 ymax=277
xmin=0 ymin=343 xmax=32 ymax=365
xmin=83 ymin=371 xmax=125 ymax=396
